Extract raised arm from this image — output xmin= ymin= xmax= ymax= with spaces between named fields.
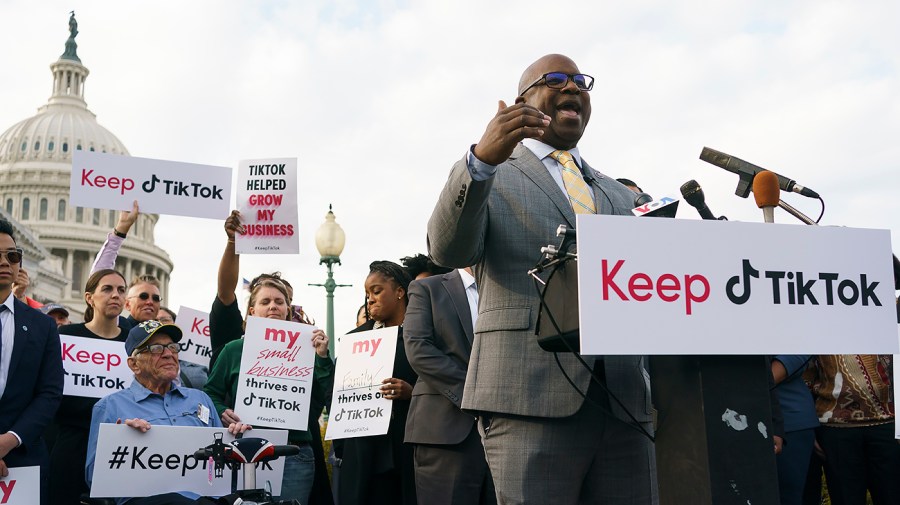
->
xmin=217 ymin=210 xmax=244 ymax=306
xmin=427 ymin=100 xmax=549 ymax=268
xmin=90 ymin=200 xmax=139 ymax=274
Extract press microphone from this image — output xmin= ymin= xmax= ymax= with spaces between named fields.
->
xmin=699 ymin=147 xmax=820 ymax=199
xmin=753 ymin=171 xmax=780 ymax=223
xmin=632 ymin=196 xmax=679 ymax=218
xmin=680 ymin=180 xmax=718 ymax=220
xmin=633 ymin=192 xmax=653 ymax=207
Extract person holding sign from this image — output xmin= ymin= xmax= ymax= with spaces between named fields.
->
xmin=336 ymin=260 xmax=418 ymax=505
xmin=0 ymin=219 xmax=64 ymax=505
xmin=205 ymin=211 xmax=334 ymax=505
xmin=86 ymin=320 xmax=251 ymax=505
xmin=50 ymin=269 xmax=129 ymax=505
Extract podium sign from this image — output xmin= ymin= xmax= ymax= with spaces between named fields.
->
xmin=576 ymin=215 xmax=897 ymax=355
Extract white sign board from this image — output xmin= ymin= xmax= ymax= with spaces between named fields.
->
xmin=325 ymin=326 xmax=398 ymax=440
xmin=175 ymin=307 xmax=214 ymax=367
xmin=234 ymin=316 xmax=316 ymax=430
xmin=576 ymin=215 xmax=897 ymax=355
xmin=91 ymin=424 xmax=287 ymax=498
xmin=0 ymin=466 xmax=40 ymax=505
xmin=71 ymin=150 xmax=232 ymax=219
xmin=61 ymin=334 xmax=132 ymax=398
xmin=235 ymin=158 xmax=299 ymax=254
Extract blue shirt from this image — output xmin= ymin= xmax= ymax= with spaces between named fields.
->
xmin=773 ymin=355 xmax=819 ymax=432
xmin=86 ymin=378 xmax=223 ymax=504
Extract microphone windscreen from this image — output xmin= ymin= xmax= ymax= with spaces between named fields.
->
xmin=680 ymin=180 xmax=705 ymax=208
xmin=633 ymin=192 xmax=653 ymax=207
xmin=753 ymin=170 xmax=781 ymax=208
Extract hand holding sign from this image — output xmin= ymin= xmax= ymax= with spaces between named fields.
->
xmin=224 ymin=210 xmax=245 ymax=241
xmin=115 ymin=200 xmax=140 ymax=236
xmin=380 ymin=377 xmax=412 ymax=401
xmin=311 ymin=329 xmax=330 ymax=358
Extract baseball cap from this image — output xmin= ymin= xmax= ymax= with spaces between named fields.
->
xmin=125 ymin=319 xmax=183 ymax=356
xmin=41 ymin=303 xmax=69 ymax=317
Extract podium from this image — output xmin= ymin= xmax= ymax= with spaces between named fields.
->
xmin=535 ymin=259 xmax=780 ymax=504
xmin=534 ymin=215 xmax=897 ymax=504
xmin=649 ymin=355 xmax=779 ymax=505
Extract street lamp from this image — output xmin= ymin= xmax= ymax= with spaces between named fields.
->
xmin=309 ymin=204 xmax=351 ymax=356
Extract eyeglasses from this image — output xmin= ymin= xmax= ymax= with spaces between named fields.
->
xmin=131 ymin=292 xmax=162 ymax=303
xmin=135 ymin=343 xmax=180 ymax=355
xmin=519 ymin=72 xmax=594 ymax=96
xmin=0 ymin=248 xmax=24 ymax=264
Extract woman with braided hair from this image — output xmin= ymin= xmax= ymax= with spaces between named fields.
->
xmin=336 ymin=260 xmax=418 ymax=505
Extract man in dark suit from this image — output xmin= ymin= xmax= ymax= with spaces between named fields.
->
xmin=0 ymin=219 xmax=64 ymax=504
xmin=427 ymin=54 xmax=657 ymax=504
xmin=404 ymin=268 xmax=495 ymax=505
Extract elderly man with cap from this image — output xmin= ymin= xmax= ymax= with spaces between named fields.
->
xmin=85 ymin=320 xmax=250 ymax=505
xmin=41 ymin=302 xmax=71 ymax=327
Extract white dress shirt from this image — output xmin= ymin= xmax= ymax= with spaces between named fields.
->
xmin=457 ymin=268 xmax=479 ymax=328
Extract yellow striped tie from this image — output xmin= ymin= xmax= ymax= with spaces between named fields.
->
xmin=552 ymin=150 xmax=596 ymax=214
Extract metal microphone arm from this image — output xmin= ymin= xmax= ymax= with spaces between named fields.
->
xmin=777 ymin=200 xmax=817 ymax=225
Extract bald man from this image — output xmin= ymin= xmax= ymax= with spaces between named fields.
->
xmin=428 ymin=54 xmax=657 ymax=504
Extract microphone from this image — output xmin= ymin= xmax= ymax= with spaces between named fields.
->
xmin=633 ymin=192 xmax=653 ymax=207
xmin=699 ymin=147 xmax=820 ymax=199
xmin=632 ymin=196 xmax=679 ymax=218
xmin=753 ymin=171 xmax=780 ymax=223
xmin=680 ymin=180 xmax=718 ymax=220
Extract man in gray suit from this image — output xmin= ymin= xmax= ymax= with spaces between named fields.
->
xmin=404 ymin=268 xmax=495 ymax=505
xmin=427 ymin=54 xmax=657 ymax=504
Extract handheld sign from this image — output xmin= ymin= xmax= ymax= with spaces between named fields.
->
xmin=234 ymin=316 xmax=316 ymax=430
xmin=325 ymin=326 xmax=399 ymax=440
xmin=235 ymin=158 xmax=299 ymax=254
xmin=91 ymin=425 xmax=286 ymax=497
xmin=576 ymin=215 xmax=897 ymax=355
xmin=60 ymin=334 xmax=132 ymax=398
xmin=0 ymin=466 xmax=40 ymax=505
xmin=71 ymin=151 xmax=232 ymax=219
xmin=174 ymin=307 xmax=213 ymax=367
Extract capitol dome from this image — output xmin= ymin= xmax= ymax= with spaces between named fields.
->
xmin=0 ymin=13 xmax=173 ymax=320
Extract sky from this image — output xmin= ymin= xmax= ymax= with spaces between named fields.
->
xmin=1 ymin=0 xmax=898 ymax=339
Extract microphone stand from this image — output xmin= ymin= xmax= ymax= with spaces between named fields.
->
xmin=778 ymin=199 xmax=817 ymax=225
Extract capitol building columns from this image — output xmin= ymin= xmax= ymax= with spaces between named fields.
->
xmin=0 ymin=13 xmax=173 ymax=321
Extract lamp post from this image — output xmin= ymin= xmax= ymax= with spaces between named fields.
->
xmin=309 ymin=204 xmax=351 ymax=356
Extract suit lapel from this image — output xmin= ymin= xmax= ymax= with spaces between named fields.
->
xmin=6 ymin=300 xmax=30 ymax=383
xmin=583 ymin=159 xmax=610 ymax=215
xmin=442 ymin=270 xmax=475 ymax=347
xmin=508 ymin=144 xmax=576 ymax=227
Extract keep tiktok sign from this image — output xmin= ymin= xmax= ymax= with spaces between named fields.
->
xmin=234 ymin=316 xmax=316 ymax=430
xmin=576 ymin=215 xmax=897 ymax=355
xmin=70 ymin=151 xmax=232 ymax=219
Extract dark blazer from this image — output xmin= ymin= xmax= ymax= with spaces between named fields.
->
xmin=0 ymin=298 xmax=64 ymax=467
xmin=403 ymin=270 xmax=477 ymax=445
xmin=427 ymin=144 xmax=653 ymax=423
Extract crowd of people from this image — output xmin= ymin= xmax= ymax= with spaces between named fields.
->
xmin=0 ymin=53 xmax=898 ymax=505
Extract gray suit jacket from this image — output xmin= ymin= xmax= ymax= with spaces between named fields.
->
xmin=427 ymin=144 xmax=653 ymax=422
xmin=403 ymin=270 xmax=478 ymax=445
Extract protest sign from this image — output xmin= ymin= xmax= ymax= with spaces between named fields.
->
xmin=325 ymin=326 xmax=398 ymax=440
xmin=70 ymin=150 xmax=232 ymax=219
xmin=60 ymin=334 xmax=132 ymax=398
xmin=174 ymin=306 xmax=213 ymax=367
xmin=576 ymin=215 xmax=897 ymax=355
xmin=91 ymin=424 xmax=286 ymax=497
xmin=235 ymin=158 xmax=299 ymax=254
xmin=234 ymin=316 xmax=316 ymax=430
xmin=0 ymin=466 xmax=40 ymax=505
